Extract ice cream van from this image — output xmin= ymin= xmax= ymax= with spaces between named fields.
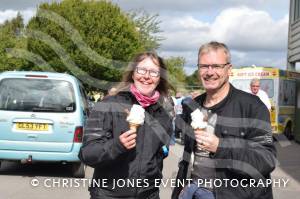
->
xmin=229 ymin=66 xmax=300 ymax=142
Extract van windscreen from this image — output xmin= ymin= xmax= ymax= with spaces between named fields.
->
xmin=232 ymin=79 xmax=274 ymax=98
xmin=0 ymin=78 xmax=76 ymax=112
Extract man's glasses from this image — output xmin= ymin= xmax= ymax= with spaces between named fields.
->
xmin=135 ymin=67 xmax=160 ymax=77
xmin=198 ymin=63 xmax=230 ymax=70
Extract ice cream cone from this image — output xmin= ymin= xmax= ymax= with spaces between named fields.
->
xmin=194 ymin=127 xmax=207 ymax=151
xmin=129 ymin=123 xmax=140 ymax=132
xmin=125 ymin=105 xmax=145 ymax=132
xmin=191 ymin=109 xmax=208 ymax=130
xmin=194 ymin=127 xmax=206 ymax=131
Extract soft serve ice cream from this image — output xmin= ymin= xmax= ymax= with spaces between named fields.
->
xmin=191 ymin=108 xmax=207 ymax=130
xmin=126 ymin=104 xmax=145 ymax=132
xmin=191 ymin=109 xmax=207 ymax=153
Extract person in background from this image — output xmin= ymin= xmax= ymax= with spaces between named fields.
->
xmin=246 ymin=78 xmax=271 ymax=111
xmin=169 ymin=95 xmax=177 ymax=145
xmin=108 ymin=87 xmax=117 ymax=96
xmin=190 ymin=90 xmax=201 ymax=99
xmin=79 ymin=52 xmax=173 ymax=199
xmin=101 ymin=86 xmax=118 ymax=101
xmin=174 ymin=92 xmax=185 ymax=142
xmin=172 ymin=41 xmax=276 ymax=199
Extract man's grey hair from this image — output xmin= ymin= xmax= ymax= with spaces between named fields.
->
xmin=250 ymin=78 xmax=260 ymax=85
xmin=198 ymin=41 xmax=231 ymax=64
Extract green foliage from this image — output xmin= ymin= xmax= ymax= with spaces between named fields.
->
xmin=0 ymin=13 xmax=28 ymax=72
xmin=128 ymin=10 xmax=164 ymax=51
xmin=0 ymin=0 xmax=193 ymax=94
xmin=185 ymin=69 xmax=202 ymax=88
xmin=26 ymin=0 xmax=145 ymax=88
xmin=164 ymin=56 xmax=186 ymax=90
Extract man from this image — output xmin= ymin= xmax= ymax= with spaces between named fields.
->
xmin=174 ymin=92 xmax=185 ymax=141
xmin=108 ymin=87 xmax=117 ymax=96
xmin=101 ymin=87 xmax=118 ymax=101
xmin=172 ymin=41 xmax=276 ymax=199
xmin=247 ymin=78 xmax=272 ymax=111
xmin=190 ymin=90 xmax=200 ymax=99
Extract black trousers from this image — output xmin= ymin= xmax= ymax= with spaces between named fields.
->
xmin=175 ymin=114 xmax=184 ymax=138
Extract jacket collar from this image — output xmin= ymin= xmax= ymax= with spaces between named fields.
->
xmin=196 ymin=84 xmax=234 ymax=113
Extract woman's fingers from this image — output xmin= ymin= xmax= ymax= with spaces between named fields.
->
xmin=126 ymin=141 xmax=136 ymax=149
xmin=119 ymin=130 xmax=137 ymax=149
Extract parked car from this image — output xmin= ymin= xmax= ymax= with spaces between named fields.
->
xmin=0 ymin=71 xmax=89 ymax=178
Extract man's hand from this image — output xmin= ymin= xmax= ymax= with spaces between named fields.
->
xmin=194 ymin=129 xmax=219 ymax=153
xmin=119 ymin=129 xmax=137 ymax=150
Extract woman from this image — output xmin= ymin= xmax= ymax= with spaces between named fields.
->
xmin=79 ymin=52 xmax=173 ymax=199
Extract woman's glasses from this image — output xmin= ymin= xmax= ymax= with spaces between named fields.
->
xmin=136 ymin=67 xmax=160 ymax=77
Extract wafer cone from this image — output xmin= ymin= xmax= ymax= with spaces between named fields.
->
xmin=194 ymin=127 xmax=207 ymax=150
xmin=129 ymin=123 xmax=140 ymax=132
xmin=194 ymin=127 xmax=206 ymax=131
xmin=193 ymin=115 xmax=208 ymax=132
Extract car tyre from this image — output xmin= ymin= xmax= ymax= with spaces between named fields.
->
xmin=284 ymin=125 xmax=293 ymax=140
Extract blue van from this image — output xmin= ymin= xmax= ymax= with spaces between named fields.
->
xmin=0 ymin=71 xmax=89 ymax=178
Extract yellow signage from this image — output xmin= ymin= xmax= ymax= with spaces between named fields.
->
xmin=230 ymin=68 xmax=279 ymax=78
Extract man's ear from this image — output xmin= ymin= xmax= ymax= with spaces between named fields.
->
xmin=227 ymin=64 xmax=232 ymax=74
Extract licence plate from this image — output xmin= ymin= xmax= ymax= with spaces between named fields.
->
xmin=16 ymin=123 xmax=49 ymax=131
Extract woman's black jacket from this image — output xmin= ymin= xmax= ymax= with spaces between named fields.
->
xmin=79 ymin=91 xmax=173 ymax=198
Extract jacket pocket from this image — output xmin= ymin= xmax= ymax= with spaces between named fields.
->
xmin=220 ymin=126 xmax=246 ymax=138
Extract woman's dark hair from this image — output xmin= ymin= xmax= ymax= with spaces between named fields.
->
xmin=116 ymin=52 xmax=170 ymax=96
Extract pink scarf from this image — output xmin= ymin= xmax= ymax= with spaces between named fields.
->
xmin=130 ymin=84 xmax=160 ymax=108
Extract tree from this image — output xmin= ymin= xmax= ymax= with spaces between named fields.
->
xmin=128 ymin=10 xmax=164 ymax=51
xmin=164 ymin=56 xmax=186 ymax=91
xmin=26 ymin=0 xmax=146 ymax=90
xmin=0 ymin=13 xmax=28 ymax=72
xmin=185 ymin=69 xmax=202 ymax=89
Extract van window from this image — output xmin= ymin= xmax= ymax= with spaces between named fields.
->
xmin=0 ymin=78 xmax=76 ymax=112
xmin=79 ymin=84 xmax=89 ymax=114
xmin=279 ymin=80 xmax=296 ymax=106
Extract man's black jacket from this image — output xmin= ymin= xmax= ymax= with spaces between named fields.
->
xmin=79 ymin=91 xmax=172 ymax=198
xmin=172 ymin=85 xmax=277 ymax=199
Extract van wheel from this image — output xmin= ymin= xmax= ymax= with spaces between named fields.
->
xmin=284 ymin=125 xmax=293 ymax=140
xmin=71 ymin=162 xmax=85 ymax=178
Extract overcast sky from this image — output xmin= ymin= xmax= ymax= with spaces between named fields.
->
xmin=0 ymin=0 xmax=290 ymax=74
